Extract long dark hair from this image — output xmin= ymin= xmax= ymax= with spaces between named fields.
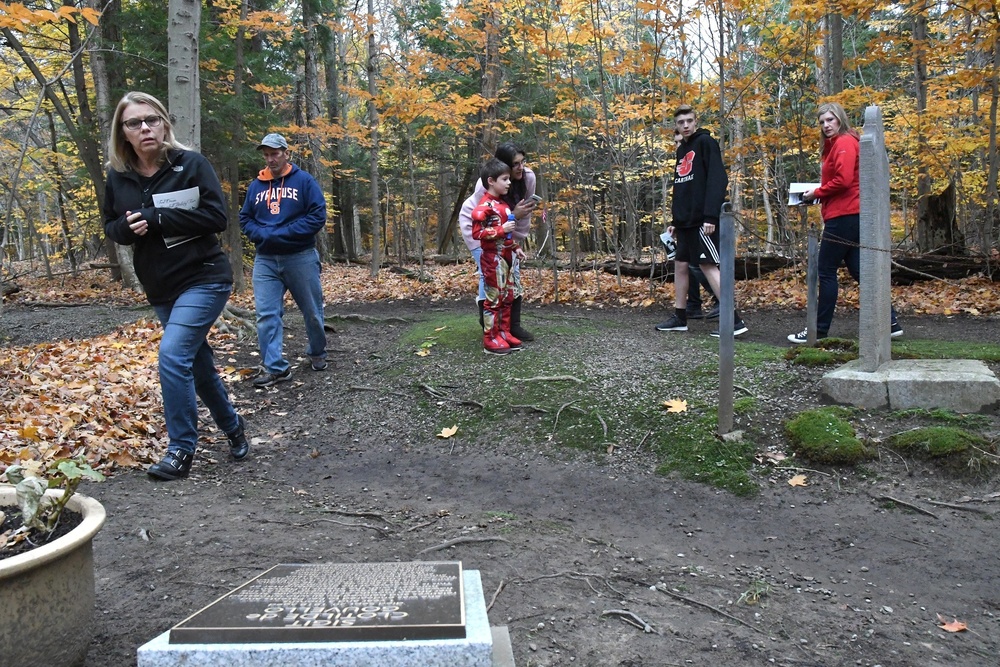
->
xmin=495 ymin=142 xmax=527 ymax=209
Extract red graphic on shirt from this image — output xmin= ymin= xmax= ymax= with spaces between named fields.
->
xmin=677 ymin=150 xmax=695 ymax=177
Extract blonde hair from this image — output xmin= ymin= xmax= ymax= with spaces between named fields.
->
xmin=107 ymin=92 xmax=191 ymax=172
xmin=817 ymin=102 xmax=853 ymax=136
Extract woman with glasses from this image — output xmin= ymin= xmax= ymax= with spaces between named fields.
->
xmin=459 ymin=142 xmax=539 ymax=341
xmin=103 ymin=91 xmax=250 ymax=480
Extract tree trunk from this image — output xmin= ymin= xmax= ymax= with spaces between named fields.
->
xmin=167 ymin=0 xmax=201 ymax=149
xmin=823 ymin=13 xmax=843 ymax=95
xmin=367 ymin=0 xmax=382 ymax=277
xmin=223 ymin=0 xmax=249 ymax=293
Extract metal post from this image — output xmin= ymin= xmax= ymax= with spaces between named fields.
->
xmin=806 ymin=226 xmax=819 ymax=344
xmin=718 ymin=203 xmax=735 ymax=435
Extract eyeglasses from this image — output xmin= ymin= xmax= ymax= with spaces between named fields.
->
xmin=511 ymin=159 xmax=526 ymax=168
xmin=122 ymin=115 xmax=162 ymax=131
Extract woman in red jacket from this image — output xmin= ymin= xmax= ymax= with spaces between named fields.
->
xmin=787 ymin=102 xmax=902 ymax=343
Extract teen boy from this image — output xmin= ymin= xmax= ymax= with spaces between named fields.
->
xmin=656 ymin=105 xmax=748 ymax=337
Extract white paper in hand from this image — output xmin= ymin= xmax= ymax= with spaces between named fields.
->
xmin=152 ymin=186 xmax=202 ymax=248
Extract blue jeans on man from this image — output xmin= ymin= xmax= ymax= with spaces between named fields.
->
xmin=817 ymin=214 xmax=898 ymax=334
xmin=152 ymin=283 xmax=239 ymax=455
xmin=253 ymin=248 xmax=327 ymax=373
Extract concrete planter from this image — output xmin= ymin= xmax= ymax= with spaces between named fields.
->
xmin=0 ymin=485 xmax=106 ymax=667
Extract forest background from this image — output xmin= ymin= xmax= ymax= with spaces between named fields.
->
xmin=1 ymin=0 xmax=999 ymax=295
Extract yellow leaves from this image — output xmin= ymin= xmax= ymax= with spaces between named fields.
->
xmin=19 ymin=425 xmax=39 ymax=441
xmin=788 ymin=475 xmax=808 ymax=487
xmin=936 ymin=614 xmax=967 ymax=633
xmin=0 ymin=2 xmax=100 ymax=28
xmin=662 ymin=399 xmax=687 ymax=413
xmin=436 ymin=425 xmax=458 ymax=439
xmin=415 ymin=348 xmax=431 ymax=357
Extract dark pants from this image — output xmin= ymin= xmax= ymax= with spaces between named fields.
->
xmin=817 ymin=214 xmax=897 ymax=334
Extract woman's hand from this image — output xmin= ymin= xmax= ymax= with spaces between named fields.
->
xmin=802 ymin=189 xmax=815 ymax=202
xmin=127 ymin=210 xmax=148 ymax=236
xmin=515 ymin=247 xmax=526 ymax=261
xmin=512 ymin=199 xmax=536 ymax=219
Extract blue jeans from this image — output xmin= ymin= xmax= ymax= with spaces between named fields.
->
xmin=153 ymin=283 xmax=238 ymax=454
xmin=253 ymin=248 xmax=327 ymax=373
xmin=818 ymin=214 xmax=898 ymax=334
xmin=472 ymin=247 xmax=522 ymax=303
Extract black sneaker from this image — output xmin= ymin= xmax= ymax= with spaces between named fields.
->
xmin=147 ymin=450 xmax=194 ymax=480
xmin=787 ymin=329 xmax=827 ymax=344
xmin=891 ymin=322 xmax=903 ymax=338
xmin=686 ymin=306 xmax=705 ymax=319
xmin=252 ymin=368 xmax=291 ymax=388
xmin=309 ymin=356 xmax=328 ymax=371
xmin=704 ymin=303 xmax=720 ymax=319
xmin=227 ymin=416 xmax=250 ymax=460
xmin=655 ymin=315 xmax=688 ymax=332
xmin=710 ymin=320 xmax=749 ymax=337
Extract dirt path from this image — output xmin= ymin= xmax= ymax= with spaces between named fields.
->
xmin=5 ymin=299 xmax=999 ymax=666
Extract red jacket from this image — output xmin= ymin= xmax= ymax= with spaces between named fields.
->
xmin=814 ymin=131 xmax=860 ymax=221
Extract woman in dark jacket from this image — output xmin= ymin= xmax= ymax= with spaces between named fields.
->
xmin=103 ymin=91 xmax=249 ymax=480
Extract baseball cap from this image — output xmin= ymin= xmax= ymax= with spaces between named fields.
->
xmin=257 ymin=133 xmax=288 ymax=150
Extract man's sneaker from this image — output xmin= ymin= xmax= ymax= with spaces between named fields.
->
xmin=252 ymin=368 xmax=291 ymax=388
xmin=686 ymin=306 xmax=705 ymax=319
xmin=309 ymin=356 xmax=327 ymax=371
xmin=704 ymin=303 xmax=720 ymax=319
xmin=787 ymin=329 xmax=826 ymax=344
xmin=227 ymin=416 xmax=250 ymax=460
xmin=710 ymin=320 xmax=749 ymax=337
xmin=891 ymin=322 xmax=904 ymax=338
xmin=655 ymin=315 xmax=688 ymax=332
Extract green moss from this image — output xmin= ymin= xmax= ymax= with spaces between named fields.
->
xmin=890 ymin=408 xmax=990 ymax=427
xmin=734 ymin=342 xmax=786 ymax=368
xmin=889 ymin=426 xmax=988 ymax=458
xmin=652 ymin=404 xmax=758 ymax=496
xmin=785 ymin=406 xmax=873 ymax=464
xmin=892 ymin=339 xmax=1000 ymax=362
xmin=399 ymin=312 xmax=482 ymax=353
xmin=785 ymin=338 xmax=858 ymax=366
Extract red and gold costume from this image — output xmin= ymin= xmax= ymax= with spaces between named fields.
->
xmin=471 ymin=193 xmax=521 ymax=354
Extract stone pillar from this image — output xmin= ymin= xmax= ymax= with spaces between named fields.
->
xmin=858 ymin=106 xmax=893 ymax=371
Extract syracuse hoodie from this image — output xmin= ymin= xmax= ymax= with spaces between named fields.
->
xmin=239 ymin=163 xmax=326 ymax=255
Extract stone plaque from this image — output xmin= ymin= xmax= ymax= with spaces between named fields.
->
xmin=168 ymin=561 xmax=465 ymax=644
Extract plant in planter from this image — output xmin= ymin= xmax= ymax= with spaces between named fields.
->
xmin=0 ymin=456 xmax=107 ymax=667
xmin=1 ymin=457 xmax=105 ymax=553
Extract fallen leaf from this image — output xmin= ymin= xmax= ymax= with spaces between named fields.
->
xmin=788 ymin=474 xmax=808 ymax=487
xmin=434 ymin=326 xmax=448 ymax=331
xmin=936 ymin=614 xmax=967 ymax=632
xmin=437 ymin=425 xmax=458 ymax=439
xmin=415 ymin=348 xmax=431 ymax=357
xmin=765 ymin=451 xmax=787 ymax=463
xmin=662 ymin=399 xmax=687 ymax=413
